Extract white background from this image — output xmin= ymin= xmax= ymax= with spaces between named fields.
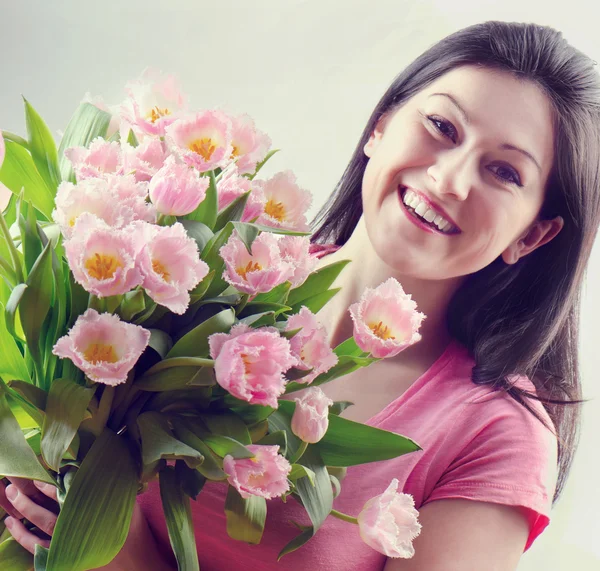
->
xmin=0 ymin=1 xmax=598 ymax=568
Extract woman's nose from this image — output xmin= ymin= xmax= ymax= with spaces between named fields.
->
xmin=426 ymin=150 xmax=474 ymax=202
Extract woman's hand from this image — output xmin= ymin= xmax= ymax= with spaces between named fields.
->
xmin=1 ymin=476 xmax=176 ymax=571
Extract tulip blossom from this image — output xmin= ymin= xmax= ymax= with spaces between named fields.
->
xmin=166 ymin=110 xmax=233 ymax=173
xmin=105 ymin=174 xmax=156 ymax=224
xmin=136 ymin=222 xmax=209 ymax=314
xmin=64 ymin=137 xmax=122 ymax=180
xmin=65 ymin=213 xmax=143 ymax=298
xmin=208 ymin=323 xmax=296 ymax=408
xmin=121 ymin=138 xmax=169 ymax=182
xmin=223 ymin=444 xmax=291 ymax=500
xmin=254 ymin=170 xmax=312 ymax=232
xmin=285 ymin=307 xmax=338 ymax=385
xmin=276 ymin=235 xmax=318 ymax=288
xmin=227 ymin=113 xmax=272 ymax=175
xmin=216 ymin=164 xmax=265 ymax=222
xmin=52 ymin=309 xmax=151 ymax=386
xmin=291 ymin=386 xmax=333 ymax=444
xmin=148 ymin=156 xmax=209 ymax=216
xmin=348 ymin=278 xmax=425 ymax=358
xmin=124 ymin=68 xmax=187 ymax=137
xmin=357 ymin=479 xmax=421 ymax=558
xmin=219 ymin=231 xmax=294 ymax=295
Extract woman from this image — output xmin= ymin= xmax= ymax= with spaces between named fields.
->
xmin=3 ymin=20 xmax=599 ymax=570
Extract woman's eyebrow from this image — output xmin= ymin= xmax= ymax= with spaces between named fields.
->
xmin=428 ymin=92 xmax=542 ymax=172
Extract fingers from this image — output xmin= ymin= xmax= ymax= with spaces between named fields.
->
xmin=4 ymin=516 xmax=50 ymax=555
xmin=33 ymin=481 xmax=59 ymax=502
xmin=4 ymin=484 xmax=57 ymax=537
xmin=0 ymin=478 xmax=24 ymax=519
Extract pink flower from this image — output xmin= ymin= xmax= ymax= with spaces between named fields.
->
xmin=291 ymin=386 xmax=333 ymax=444
xmin=105 ymin=174 xmax=156 ymax=224
xmin=254 ymin=171 xmax=312 ymax=231
xmin=208 ymin=323 xmax=296 ymax=408
xmin=223 ymin=444 xmax=291 ymax=500
xmin=219 ymin=231 xmax=294 ymax=295
xmin=348 ymin=278 xmax=425 ymax=358
xmin=357 ymin=479 xmax=421 ymax=558
xmin=227 ymin=113 xmax=272 ymax=175
xmin=285 ymin=307 xmax=338 ymax=384
xmin=148 ymin=155 xmax=209 ymax=216
xmin=52 ymin=309 xmax=151 ymax=386
xmin=124 ymin=68 xmax=187 ymax=137
xmin=136 ymin=222 xmax=209 ymax=314
xmin=166 ymin=110 xmax=233 ymax=173
xmin=65 ymin=213 xmax=143 ymax=298
xmin=216 ymin=165 xmax=265 ymax=223
xmin=64 ymin=137 xmax=122 ymax=180
xmin=122 ymin=138 xmax=169 ymax=182
xmin=53 ymin=177 xmax=152 ymax=238
xmin=277 ymin=235 xmax=318 ymax=288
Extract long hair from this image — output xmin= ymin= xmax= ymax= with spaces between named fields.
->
xmin=311 ymin=21 xmax=600 ymax=504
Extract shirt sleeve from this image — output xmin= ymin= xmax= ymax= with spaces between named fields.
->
xmin=422 ymin=391 xmax=559 ymax=551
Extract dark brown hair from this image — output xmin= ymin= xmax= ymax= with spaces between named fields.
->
xmin=311 ymin=21 xmax=600 ymax=503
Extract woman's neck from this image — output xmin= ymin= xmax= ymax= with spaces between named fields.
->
xmin=314 ymin=217 xmax=464 ymax=367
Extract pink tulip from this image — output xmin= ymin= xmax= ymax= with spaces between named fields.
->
xmin=348 ymin=278 xmax=425 ymax=358
xmin=65 ymin=213 xmax=143 ymax=298
xmin=291 ymin=386 xmax=333 ymax=444
xmin=165 ymin=110 xmax=233 ymax=173
xmin=148 ymin=155 xmax=209 ymax=216
xmin=122 ymin=138 xmax=169 ymax=182
xmin=216 ymin=165 xmax=266 ymax=223
xmin=223 ymin=444 xmax=291 ymax=500
xmin=227 ymin=113 xmax=272 ymax=175
xmin=357 ymin=479 xmax=421 ymax=558
xmin=277 ymin=235 xmax=318 ymax=288
xmin=285 ymin=307 xmax=338 ymax=385
xmin=136 ymin=222 xmax=209 ymax=314
xmin=254 ymin=170 xmax=312 ymax=232
xmin=52 ymin=309 xmax=151 ymax=386
xmin=64 ymin=137 xmax=122 ymax=180
xmin=105 ymin=174 xmax=156 ymax=224
xmin=208 ymin=323 xmax=296 ymax=408
xmin=219 ymin=231 xmax=294 ymax=295
xmin=124 ymin=68 xmax=187 ymax=137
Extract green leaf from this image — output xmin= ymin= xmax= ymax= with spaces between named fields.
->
xmin=159 ymin=466 xmax=200 ymax=571
xmin=45 ymin=428 xmax=138 ymax=571
xmin=147 ymin=328 xmax=173 ymax=359
xmin=33 ymin=544 xmax=48 ymax=570
xmin=202 ymin=434 xmax=254 ymax=459
xmin=214 ymin=190 xmax=250 ymax=232
xmin=18 ymin=203 xmax=43 ymax=277
xmin=127 ymin=129 xmax=139 ymax=148
xmin=199 ymin=224 xmax=235 ymax=298
xmin=175 ymin=459 xmax=206 ymax=500
xmin=0 ymin=140 xmax=54 ymax=220
xmin=288 ymin=288 xmax=341 ymax=316
xmin=252 ymin=281 xmax=291 ymax=304
xmin=197 ymin=412 xmax=252 ymax=445
xmin=135 ymin=365 xmax=215 ymax=392
xmin=0 ymin=301 xmax=31 ymax=382
xmin=288 ymin=463 xmax=316 ymax=486
xmin=23 ymin=98 xmax=60 ymax=193
xmin=5 ymin=381 xmax=46 ymax=427
xmin=0 ymin=382 xmax=54 ymax=483
xmin=57 ymin=102 xmax=111 ymax=183
xmin=178 ymin=219 xmax=214 ymax=255
xmin=116 ymin=288 xmax=146 ymax=321
xmin=137 ymin=412 xmax=205 ymax=469
xmin=247 ymin=148 xmax=280 ymax=180
xmin=5 ymin=283 xmax=27 ymax=342
xmin=330 ymin=401 xmax=354 ymax=415
xmin=145 ymin=387 xmax=212 ymax=415
xmin=238 ymin=301 xmax=292 ymax=320
xmin=277 ymin=526 xmax=314 ymax=560
xmin=267 ymin=405 xmax=304 ymax=462
xmin=0 ymin=536 xmax=34 ymax=570
xmin=256 ymin=429 xmax=288 ymax=456
xmin=41 ymin=378 xmax=95 ymax=472
xmin=334 ymin=336 xmax=368 ymax=358
xmin=230 ymin=222 xmax=260 ymax=254
xmin=224 ymin=485 xmax=267 ymax=544
xmin=287 ymin=259 xmax=350 ymax=307
xmin=167 ymin=308 xmax=235 ymax=359
xmin=185 ymin=170 xmax=217 ymax=229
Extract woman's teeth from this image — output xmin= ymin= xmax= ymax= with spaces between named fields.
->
xmin=402 ymin=189 xmax=454 ymax=233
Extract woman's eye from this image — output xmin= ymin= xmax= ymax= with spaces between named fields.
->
xmin=488 ymin=164 xmax=523 ymax=187
xmin=427 ymin=116 xmax=458 ymax=143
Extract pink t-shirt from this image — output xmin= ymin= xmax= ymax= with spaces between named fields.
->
xmin=137 ymin=245 xmax=558 ymax=570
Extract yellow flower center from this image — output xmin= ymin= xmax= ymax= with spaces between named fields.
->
xmin=230 ymin=143 xmax=240 ymax=158
xmin=189 ymin=138 xmax=216 ymax=161
xmin=84 ymin=343 xmax=119 ymax=364
xmin=264 ymin=199 xmax=286 ymax=221
xmin=85 ymin=253 xmax=122 ymax=280
xmin=236 ymin=261 xmax=262 ymax=280
xmin=369 ymin=321 xmax=396 ymax=340
xmin=152 ymin=259 xmax=171 ymax=282
xmin=148 ymin=106 xmax=171 ymax=123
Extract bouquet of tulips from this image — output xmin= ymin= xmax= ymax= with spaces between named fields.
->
xmin=0 ymin=69 xmax=424 ymax=571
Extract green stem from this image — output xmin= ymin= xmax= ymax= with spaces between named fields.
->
xmin=86 ymin=385 xmax=115 ymax=437
xmin=235 ymin=293 xmax=249 ymax=316
xmin=0 ymin=207 xmax=24 ymax=284
xmin=288 ymin=441 xmax=308 ymax=465
xmin=329 ymin=509 xmax=359 ymax=525
xmin=88 ymin=294 xmax=107 ymax=313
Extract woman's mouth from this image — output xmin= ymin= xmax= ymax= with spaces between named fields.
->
xmin=397 ymin=186 xmax=461 ymax=235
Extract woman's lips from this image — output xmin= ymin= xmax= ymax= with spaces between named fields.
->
xmin=397 ymin=187 xmax=460 ymax=236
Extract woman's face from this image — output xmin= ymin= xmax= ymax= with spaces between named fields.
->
xmin=362 ymin=65 xmax=561 ymax=281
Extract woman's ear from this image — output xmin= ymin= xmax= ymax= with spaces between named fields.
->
xmin=363 ymin=114 xmax=389 ymax=157
xmin=501 ymin=216 xmax=564 ymax=264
